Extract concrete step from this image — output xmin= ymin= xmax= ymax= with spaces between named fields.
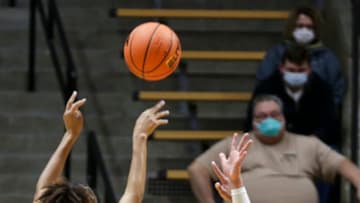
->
xmin=116 ymin=18 xmax=286 ymax=32
xmin=0 ymin=133 xmax=200 ymax=159
xmin=0 ymin=154 xmax=194 ymax=202
xmin=0 ymin=7 xmax=287 ymax=32
xmin=0 ymin=174 xmax=123 ymax=197
xmin=1 ymin=57 xmax=259 ymax=80
xmin=0 ymin=194 xmax=33 ymax=203
xmin=0 ymin=151 xmax=194 ymax=176
xmin=0 ymin=8 xmax=29 ymax=31
xmin=0 ymin=112 xmax=246 ymax=137
xmin=0 ymin=90 xmax=250 ymax=117
xmin=1 ymin=25 xmax=282 ymax=51
xmin=0 ymin=68 xmax=256 ymax=92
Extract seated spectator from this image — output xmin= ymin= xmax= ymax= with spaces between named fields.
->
xmin=188 ymin=95 xmax=360 ymax=203
xmin=245 ymin=45 xmax=339 ymax=147
xmin=33 ymin=91 xmax=169 ymax=203
xmin=256 ymin=6 xmax=345 ymax=107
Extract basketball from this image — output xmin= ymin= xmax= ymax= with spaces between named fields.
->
xmin=123 ymin=22 xmax=182 ymax=81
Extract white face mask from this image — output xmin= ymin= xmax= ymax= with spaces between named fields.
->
xmin=283 ymin=71 xmax=308 ymax=87
xmin=293 ymin=27 xmax=315 ymax=44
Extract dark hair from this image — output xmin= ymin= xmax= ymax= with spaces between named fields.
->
xmin=283 ymin=6 xmax=322 ymax=40
xmin=252 ymin=94 xmax=284 ymax=116
xmin=281 ymin=45 xmax=310 ymax=65
xmin=37 ymin=179 xmax=97 ymax=203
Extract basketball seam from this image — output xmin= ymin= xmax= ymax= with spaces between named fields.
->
xmin=141 ymin=23 xmax=161 ymax=79
xmin=128 ymin=27 xmax=142 ymax=72
xmin=143 ymin=26 xmax=174 ymax=73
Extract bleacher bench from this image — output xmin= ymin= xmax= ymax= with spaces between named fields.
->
xmin=153 ymin=130 xmax=239 ymax=140
xmin=135 ymin=91 xmax=252 ymax=101
xmin=182 ymin=51 xmax=265 ymax=60
xmin=112 ymin=9 xmax=289 ymax=19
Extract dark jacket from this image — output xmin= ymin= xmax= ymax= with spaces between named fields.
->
xmin=245 ymin=71 xmax=340 ymax=146
xmin=256 ymin=41 xmax=346 ymax=106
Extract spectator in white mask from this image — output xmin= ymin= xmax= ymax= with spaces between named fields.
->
xmin=255 ymin=6 xmax=345 ymax=108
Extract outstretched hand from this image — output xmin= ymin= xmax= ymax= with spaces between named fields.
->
xmin=63 ymin=91 xmax=86 ymax=137
xmin=133 ymin=100 xmax=169 ymax=140
xmin=211 ymin=133 xmax=253 ymax=202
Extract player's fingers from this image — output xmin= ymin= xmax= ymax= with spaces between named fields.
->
xmin=212 ymin=161 xmax=226 ymax=185
xmin=219 ymin=152 xmax=227 ymax=166
xmin=150 ymin=100 xmax=165 ymax=113
xmin=233 ymin=153 xmax=244 ymax=174
xmin=70 ymin=98 xmax=87 ymax=112
xmin=238 ymin=150 xmax=248 ymax=166
xmin=236 ymin=132 xmax=249 ymax=152
xmin=239 ymin=139 xmax=253 ymax=156
xmin=230 ymin=132 xmax=239 ymax=151
xmin=66 ymin=91 xmax=77 ymax=110
xmin=156 ymin=110 xmax=170 ymax=119
xmin=215 ymin=183 xmax=231 ymax=202
xmin=156 ymin=119 xmax=169 ymax=126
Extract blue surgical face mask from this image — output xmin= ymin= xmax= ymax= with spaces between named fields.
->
xmin=255 ymin=117 xmax=283 ymax=137
xmin=283 ymin=71 xmax=308 ymax=87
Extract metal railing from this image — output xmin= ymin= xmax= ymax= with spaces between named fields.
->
xmin=27 ymin=1 xmax=117 ymax=202
xmin=7 ymin=0 xmax=16 ymax=7
xmin=87 ymin=131 xmax=117 ymax=203
xmin=28 ymin=0 xmax=77 ymax=179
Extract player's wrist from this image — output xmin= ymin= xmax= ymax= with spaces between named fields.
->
xmin=133 ymin=132 xmax=148 ymax=140
xmin=230 ymin=179 xmax=243 ymax=190
xmin=231 ymin=187 xmax=246 ymax=195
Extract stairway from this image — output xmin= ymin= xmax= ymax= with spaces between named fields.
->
xmin=0 ymin=0 xmax=314 ymax=202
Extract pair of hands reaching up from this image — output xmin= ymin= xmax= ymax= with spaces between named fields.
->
xmin=212 ymin=133 xmax=253 ymax=202
xmin=34 ymin=91 xmax=170 ymax=203
xmin=64 ymin=92 xmax=169 ymax=140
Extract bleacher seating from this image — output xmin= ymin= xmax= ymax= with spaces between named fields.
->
xmin=153 ymin=130 xmax=238 ymax=140
xmin=135 ymin=91 xmax=252 ymax=101
xmin=113 ymin=5 xmax=288 ymax=199
xmin=112 ymin=8 xmax=289 ymax=19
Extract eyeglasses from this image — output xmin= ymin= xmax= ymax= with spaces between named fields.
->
xmin=254 ymin=111 xmax=282 ymax=121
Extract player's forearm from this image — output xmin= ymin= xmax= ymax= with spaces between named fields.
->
xmin=188 ymin=162 xmax=216 ymax=203
xmin=36 ymin=131 xmax=76 ymax=190
xmin=119 ymin=135 xmax=148 ymax=203
xmin=339 ymin=159 xmax=360 ymax=188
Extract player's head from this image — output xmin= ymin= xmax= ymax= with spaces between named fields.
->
xmin=37 ymin=179 xmax=97 ymax=203
xmin=284 ymin=6 xmax=322 ymax=44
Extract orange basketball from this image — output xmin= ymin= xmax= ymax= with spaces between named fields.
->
xmin=123 ymin=22 xmax=182 ymax=81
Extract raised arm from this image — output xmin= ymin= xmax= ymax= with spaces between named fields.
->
xmin=211 ymin=133 xmax=253 ymax=203
xmin=33 ymin=91 xmax=86 ymax=202
xmin=119 ymin=100 xmax=169 ymax=203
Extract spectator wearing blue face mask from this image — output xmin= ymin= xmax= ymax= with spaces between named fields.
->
xmin=188 ymin=95 xmax=360 ymax=203
xmin=256 ymin=6 xmax=346 ymax=107
xmin=244 ymin=45 xmax=339 ymax=147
